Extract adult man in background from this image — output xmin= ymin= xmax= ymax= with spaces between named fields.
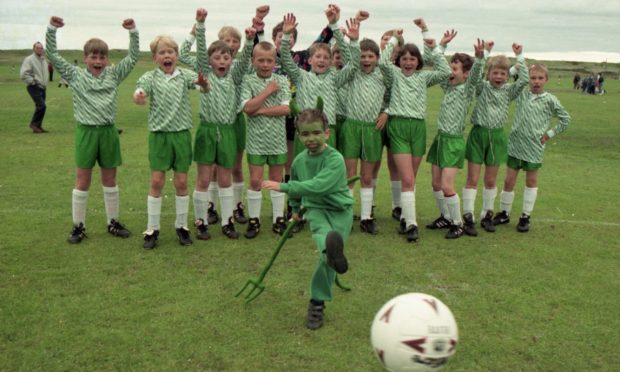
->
xmin=20 ymin=42 xmax=49 ymax=133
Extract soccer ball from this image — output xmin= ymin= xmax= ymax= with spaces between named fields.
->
xmin=370 ymin=293 xmax=458 ymax=371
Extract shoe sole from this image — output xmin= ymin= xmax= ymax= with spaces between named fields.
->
xmin=325 ymin=231 xmax=348 ymax=274
xmin=481 ymin=221 xmax=496 ymax=233
xmin=360 ymin=224 xmax=378 ymax=235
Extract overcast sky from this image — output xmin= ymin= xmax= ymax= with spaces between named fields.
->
xmin=2 ymin=0 xmax=619 ymax=62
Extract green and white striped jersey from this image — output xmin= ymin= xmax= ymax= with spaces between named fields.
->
xmin=508 ymin=91 xmax=570 ymax=163
xmin=380 ymin=38 xmax=451 ymax=119
xmin=240 ymin=73 xmax=291 ymax=155
xmin=280 ymin=25 xmax=358 ymax=126
xmin=136 ymin=67 xmax=198 ymax=132
xmin=195 ymin=22 xmax=252 ymax=125
xmin=45 ymin=25 xmax=139 ymax=126
xmin=436 ymin=56 xmax=484 ymax=135
xmin=470 ymin=55 xmax=528 ymax=129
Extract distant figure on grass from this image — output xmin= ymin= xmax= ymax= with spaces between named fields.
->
xmin=20 ymin=41 xmax=49 ymax=133
xmin=48 ymin=62 xmax=53 ymax=81
xmin=45 ymin=16 xmax=139 ymax=244
xmin=493 ymin=64 xmax=570 ymax=232
xmin=461 ymin=41 xmax=528 ymax=236
xmin=262 ymin=107 xmax=351 ymax=330
xmin=133 ymin=36 xmax=210 ymax=249
xmin=572 ymin=73 xmax=580 ymax=89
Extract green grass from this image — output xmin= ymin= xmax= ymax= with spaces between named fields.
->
xmin=1 ymin=50 xmax=619 ymax=371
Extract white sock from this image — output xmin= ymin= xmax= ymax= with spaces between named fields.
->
xmin=270 ymin=190 xmax=285 ymax=223
xmin=481 ymin=187 xmax=497 ymax=219
xmin=233 ymin=182 xmax=244 ymax=206
xmin=102 ymin=185 xmax=119 ymax=224
xmin=499 ymin=190 xmax=515 ymax=214
xmin=175 ymin=195 xmax=189 ymax=228
xmin=432 ymin=190 xmax=448 ymax=219
xmin=218 ymin=186 xmax=234 ymax=226
xmin=147 ymin=195 xmax=162 ymax=231
xmin=247 ymin=189 xmax=262 ymax=219
xmin=522 ymin=187 xmax=538 ymax=216
xmin=446 ymin=194 xmax=462 ymax=225
xmin=400 ymin=191 xmax=417 ymax=227
xmin=193 ymin=190 xmax=209 ymax=224
xmin=360 ymin=187 xmax=374 ymax=220
xmin=208 ymin=182 xmax=219 ymax=211
xmin=462 ymin=187 xmax=477 ymax=218
xmin=72 ymin=189 xmax=88 ymax=226
xmin=391 ymin=181 xmax=402 ymax=209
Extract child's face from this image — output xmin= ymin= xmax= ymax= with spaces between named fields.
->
xmin=252 ymin=48 xmax=276 ymax=78
xmin=449 ymin=61 xmax=468 ymax=85
xmin=332 ymin=51 xmax=343 ymax=70
xmin=221 ymin=36 xmax=240 ymax=57
xmin=309 ymin=49 xmax=331 ymax=74
xmin=209 ymin=50 xmax=233 ymax=77
xmin=360 ymin=50 xmax=378 ymax=74
xmin=380 ymin=35 xmax=390 ymax=51
xmin=154 ymin=45 xmax=177 ymax=75
xmin=274 ymin=31 xmax=296 ymax=52
xmin=529 ymin=69 xmax=548 ymax=94
xmin=84 ymin=53 xmax=109 ymax=77
xmin=399 ymin=52 xmax=419 ymax=76
xmin=297 ymin=121 xmax=329 ymax=154
xmin=488 ymin=67 xmax=508 ymax=88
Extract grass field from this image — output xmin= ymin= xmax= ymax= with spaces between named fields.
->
xmin=1 ymin=49 xmax=619 ymax=371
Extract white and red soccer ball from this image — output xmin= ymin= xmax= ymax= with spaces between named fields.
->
xmin=371 ymin=293 xmax=458 ymax=371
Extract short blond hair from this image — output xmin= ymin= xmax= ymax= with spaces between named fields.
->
xmin=218 ymin=26 xmax=241 ymax=42
xmin=253 ymin=41 xmax=276 ymax=56
xmin=487 ymin=55 xmax=511 ymax=74
xmin=529 ymin=63 xmax=549 ymax=79
xmin=149 ymin=35 xmax=178 ymax=55
xmin=309 ymin=42 xmax=331 ymax=58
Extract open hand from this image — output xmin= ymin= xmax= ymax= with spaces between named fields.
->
xmin=474 ymin=38 xmax=485 ymax=58
xmin=345 ymin=18 xmax=360 ymax=41
xmin=440 ymin=29 xmax=457 ymax=46
xmin=282 ymin=13 xmax=297 ymax=34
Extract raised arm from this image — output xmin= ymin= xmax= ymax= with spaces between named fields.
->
xmin=195 ymin=8 xmax=210 ymax=75
xmin=474 ymin=39 xmax=494 ymax=96
xmin=111 ymin=18 xmax=140 ymax=83
xmin=279 ymin=13 xmax=303 ymax=84
xmin=179 ymin=25 xmax=198 ymax=69
xmin=45 ymin=16 xmax=78 ymax=82
xmin=423 ymin=38 xmax=451 ymax=87
xmin=231 ymin=27 xmax=256 ymax=85
xmin=334 ymin=18 xmax=360 ymax=87
xmin=508 ymin=43 xmax=529 ymax=100
xmin=465 ymin=38 xmax=486 ymax=98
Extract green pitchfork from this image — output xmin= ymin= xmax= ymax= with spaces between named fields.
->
xmin=235 ymin=176 xmax=359 ymax=303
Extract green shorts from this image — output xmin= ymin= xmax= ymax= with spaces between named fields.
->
xmin=426 ymin=132 xmax=465 ymax=169
xmin=387 ymin=117 xmax=427 ymax=157
xmin=335 ymin=114 xmax=346 ymax=153
xmin=341 ymin=118 xmax=384 ymax=162
xmin=75 ymin=124 xmax=121 ymax=169
xmin=247 ymin=153 xmax=288 ymax=166
xmin=194 ymin=121 xmax=237 ymax=169
xmin=234 ymin=112 xmax=246 ymax=152
xmin=507 ymin=155 xmax=542 ymax=171
xmin=149 ymin=130 xmax=192 ymax=172
xmin=465 ymin=125 xmax=507 ymax=166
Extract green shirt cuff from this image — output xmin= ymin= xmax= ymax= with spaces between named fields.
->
xmin=280 ymin=183 xmax=290 ymax=193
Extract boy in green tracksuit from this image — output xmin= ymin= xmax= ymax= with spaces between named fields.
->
xmin=133 ymin=36 xmax=209 ymax=249
xmin=263 ymin=108 xmax=352 ymax=330
xmin=426 ymin=37 xmax=485 ymax=239
xmin=493 ymin=64 xmax=570 ymax=232
xmin=462 ymin=41 xmax=528 ymax=235
xmin=46 ymin=16 xmax=139 ymax=244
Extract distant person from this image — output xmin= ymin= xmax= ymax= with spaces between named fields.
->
xmin=48 ymin=62 xmax=54 ymax=81
xmin=597 ymin=74 xmax=605 ymax=94
xmin=573 ymin=73 xmax=580 ymax=89
xmin=20 ymin=41 xmax=49 ymax=133
xmin=46 ymin=15 xmax=139 ymax=244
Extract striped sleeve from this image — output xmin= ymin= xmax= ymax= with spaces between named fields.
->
xmin=110 ymin=29 xmax=139 ymax=83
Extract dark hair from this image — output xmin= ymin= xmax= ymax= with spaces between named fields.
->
xmin=450 ymin=53 xmax=474 ymax=72
xmin=395 ymin=43 xmax=424 ymax=70
xmin=296 ymin=108 xmax=328 ymax=131
xmin=272 ymin=22 xmax=298 ymax=42
xmin=208 ymin=40 xmax=232 ymax=57
xmin=360 ymin=39 xmax=380 ymax=57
